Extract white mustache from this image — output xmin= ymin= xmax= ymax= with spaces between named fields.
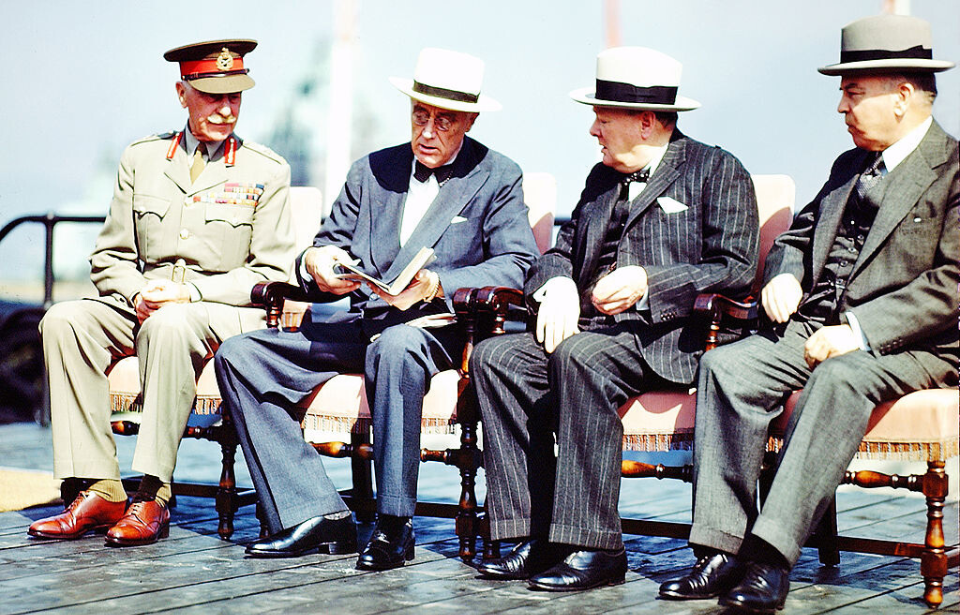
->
xmin=207 ymin=114 xmax=237 ymax=125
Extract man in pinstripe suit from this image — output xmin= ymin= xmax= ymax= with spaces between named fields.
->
xmin=471 ymin=47 xmax=759 ymax=591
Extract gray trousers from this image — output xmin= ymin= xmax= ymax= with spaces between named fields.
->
xmin=41 ymin=298 xmax=240 ymax=483
xmin=689 ymin=319 xmax=945 ymax=565
xmin=214 ymin=316 xmax=460 ymax=535
xmin=472 ymin=324 xmax=665 ymax=551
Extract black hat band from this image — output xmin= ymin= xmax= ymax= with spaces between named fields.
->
xmin=595 ymin=80 xmax=678 ymax=104
xmin=840 ymin=45 xmax=933 ymax=64
xmin=412 ymin=80 xmax=479 ymax=104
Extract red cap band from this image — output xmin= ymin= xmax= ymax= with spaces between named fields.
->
xmin=180 ymin=57 xmax=246 ymax=80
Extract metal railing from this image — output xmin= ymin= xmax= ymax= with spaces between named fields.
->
xmin=0 ymin=213 xmax=106 ymax=309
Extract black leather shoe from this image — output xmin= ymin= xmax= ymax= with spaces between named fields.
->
xmin=356 ymin=515 xmax=415 ymax=570
xmin=719 ymin=561 xmax=790 ymax=614
xmin=659 ymin=551 xmax=744 ymax=600
xmin=245 ymin=514 xmax=357 ymax=558
xmin=477 ymin=538 xmax=562 ymax=580
xmin=527 ymin=548 xmax=628 ymax=591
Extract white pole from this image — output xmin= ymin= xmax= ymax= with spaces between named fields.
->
xmin=882 ymin=0 xmax=911 ymax=15
xmin=324 ymin=0 xmax=357 ymax=216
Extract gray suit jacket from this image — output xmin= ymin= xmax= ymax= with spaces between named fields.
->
xmin=765 ymin=120 xmax=959 ymax=370
xmin=526 ymin=131 xmax=760 ymax=384
xmin=296 ymin=137 xmax=539 ymax=337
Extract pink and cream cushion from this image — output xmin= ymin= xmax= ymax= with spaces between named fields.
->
xmin=108 ymin=356 xmax=223 ymax=429
xmin=618 ymin=387 xmax=959 ymax=461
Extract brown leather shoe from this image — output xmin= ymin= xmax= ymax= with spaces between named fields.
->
xmin=104 ymin=499 xmax=170 ymax=547
xmin=28 ymin=491 xmax=127 ymax=540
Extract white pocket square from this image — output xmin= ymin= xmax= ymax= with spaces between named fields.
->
xmin=658 ymin=196 xmax=688 ymax=213
xmin=451 ymin=215 xmax=469 ymax=224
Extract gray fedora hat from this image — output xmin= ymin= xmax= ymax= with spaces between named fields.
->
xmin=819 ymin=14 xmax=954 ymax=75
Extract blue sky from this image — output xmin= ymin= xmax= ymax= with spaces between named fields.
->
xmin=1 ymin=0 xmax=957 ymax=284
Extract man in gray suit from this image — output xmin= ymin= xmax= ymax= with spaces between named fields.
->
xmin=660 ymin=15 xmax=958 ymax=614
xmin=471 ymin=47 xmax=759 ymax=591
xmin=214 ymin=48 xmax=538 ymax=567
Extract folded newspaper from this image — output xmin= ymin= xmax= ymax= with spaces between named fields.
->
xmin=334 ymin=246 xmax=437 ymax=296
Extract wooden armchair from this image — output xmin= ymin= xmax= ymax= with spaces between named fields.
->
xmin=107 ymin=186 xmax=324 ymax=539
xmin=248 ymin=172 xmax=557 ymax=558
xmin=470 ymin=174 xmax=959 ymax=608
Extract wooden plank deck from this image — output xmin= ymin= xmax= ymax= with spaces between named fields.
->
xmin=1 ymin=422 xmax=956 ymax=614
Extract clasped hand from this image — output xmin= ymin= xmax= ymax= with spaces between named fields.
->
xmin=135 ymin=279 xmax=190 ymax=323
xmin=803 ymin=325 xmax=860 ymax=369
xmin=371 ymin=269 xmax=439 ymax=311
xmin=591 ymin=265 xmax=647 ymax=315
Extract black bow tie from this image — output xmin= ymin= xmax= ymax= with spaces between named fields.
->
xmin=414 ymin=160 xmax=454 ymax=184
xmin=622 ymin=168 xmax=651 ymax=185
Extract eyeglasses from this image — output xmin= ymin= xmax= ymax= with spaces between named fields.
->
xmin=412 ymin=109 xmax=457 ymax=132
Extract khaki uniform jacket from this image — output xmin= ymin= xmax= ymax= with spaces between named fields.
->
xmin=89 ymin=131 xmax=295 ymax=335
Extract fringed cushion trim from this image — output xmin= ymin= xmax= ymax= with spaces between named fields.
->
xmin=109 ymin=394 xmax=223 ymax=418
xmin=622 ymin=431 xmax=694 ymax=452
xmin=300 ymin=414 xmax=457 ymax=435
xmin=766 ymin=436 xmax=957 ymax=461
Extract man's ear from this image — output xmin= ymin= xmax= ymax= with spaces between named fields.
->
xmin=463 ymin=112 xmax=479 ymax=132
xmin=176 ymin=81 xmax=187 ymax=108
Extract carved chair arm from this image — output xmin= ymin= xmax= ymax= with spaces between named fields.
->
xmin=692 ymin=292 xmax=760 ymax=351
xmin=251 ymin=281 xmax=310 ymax=329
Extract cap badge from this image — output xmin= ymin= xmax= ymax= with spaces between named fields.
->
xmin=216 ymin=48 xmax=234 ymax=71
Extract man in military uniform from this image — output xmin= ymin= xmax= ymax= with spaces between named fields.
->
xmin=28 ymin=39 xmax=295 ymax=547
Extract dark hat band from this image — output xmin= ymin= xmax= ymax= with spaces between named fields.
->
xmin=840 ymin=44 xmax=933 ymax=64
xmin=595 ymin=80 xmax=678 ymax=104
xmin=412 ymin=80 xmax=479 ymax=104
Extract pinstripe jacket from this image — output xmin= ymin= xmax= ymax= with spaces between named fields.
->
xmin=526 ymin=131 xmax=759 ymax=384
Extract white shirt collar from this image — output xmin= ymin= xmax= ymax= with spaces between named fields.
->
xmin=881 ymin=116 xmax=932 ymax=173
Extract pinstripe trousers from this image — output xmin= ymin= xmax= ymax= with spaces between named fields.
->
xmin=472 ymin=322 xmax=666 ymax=550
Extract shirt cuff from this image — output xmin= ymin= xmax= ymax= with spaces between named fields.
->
xmin=844 ymin=311 xmax=870 ymax=351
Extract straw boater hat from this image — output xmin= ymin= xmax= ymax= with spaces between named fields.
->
xmin=570 ymin=47 xmax=700 ymax=112
xmin=390 ymin=48 xmax=501 ymax=113
xmin=164 ymin=39 xmax=258 ymax=94
xmin=818 ymin=14 xmax=955 ymax=75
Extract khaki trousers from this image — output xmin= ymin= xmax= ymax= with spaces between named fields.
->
xmin=41 ymin=298 xmax=248 ymax=483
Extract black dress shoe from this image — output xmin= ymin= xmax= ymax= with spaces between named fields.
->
xmin=527 ymin=548 xmax=628 ymax=591
xmin=356 ymin=515 xmax=415 ymax=570
xmin=477 ymin=538 xmax=562 ymax=580
xmin=659 ymin=551 xmax=744 ymax=600
xmin=246 ymin=514 xmax=357 ymax=558
xmin=719 ymin=561 xmax=790 ymax=614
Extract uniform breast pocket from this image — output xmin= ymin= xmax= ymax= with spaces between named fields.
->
xmin=132 ymin=194 xmax=172 ymax=258
xmin=204 ymin=203 xmax=255 ymax=270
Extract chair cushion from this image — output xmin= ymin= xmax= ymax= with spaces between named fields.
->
xmin=619 ymin=387 xmax=959 ymax=461
xmin=300 ymin=369 xmax=462 ymax=441
xmin=619 ymin=388 xmax=697 ymax=452
xmin=108 ymin=356 xmax=223 ymax=429
xmin=774 ymin=388 xmax=959 ymax=461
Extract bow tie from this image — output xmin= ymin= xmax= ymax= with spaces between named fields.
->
xmin=414 ymin=160 xmax=454 ymax=184
xmin=621 ymin=168 xmax=651 ymax=184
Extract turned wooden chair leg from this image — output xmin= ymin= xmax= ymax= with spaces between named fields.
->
xmin=351 ymin=430 xmax=376 ymax=523
xmin=455 ymin=414 xmax=481 ymax=561
xmin=215 ymin=432 xmax=239 ymax=540
xmin=812 ymin=495 xmax=840 ymax=567
xmin=920 ymin=460 xmax=949 ymax=608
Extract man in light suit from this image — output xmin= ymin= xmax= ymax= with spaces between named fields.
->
xmin=29 ymin=40 xmax=295 ymax=547
xmin=214 ymin=48 xmax=538 ymax=567
xmin=471 ymin=47 xmax=759 ymax=591
xmin=660 ymin=15 xmax=958 ymax=614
